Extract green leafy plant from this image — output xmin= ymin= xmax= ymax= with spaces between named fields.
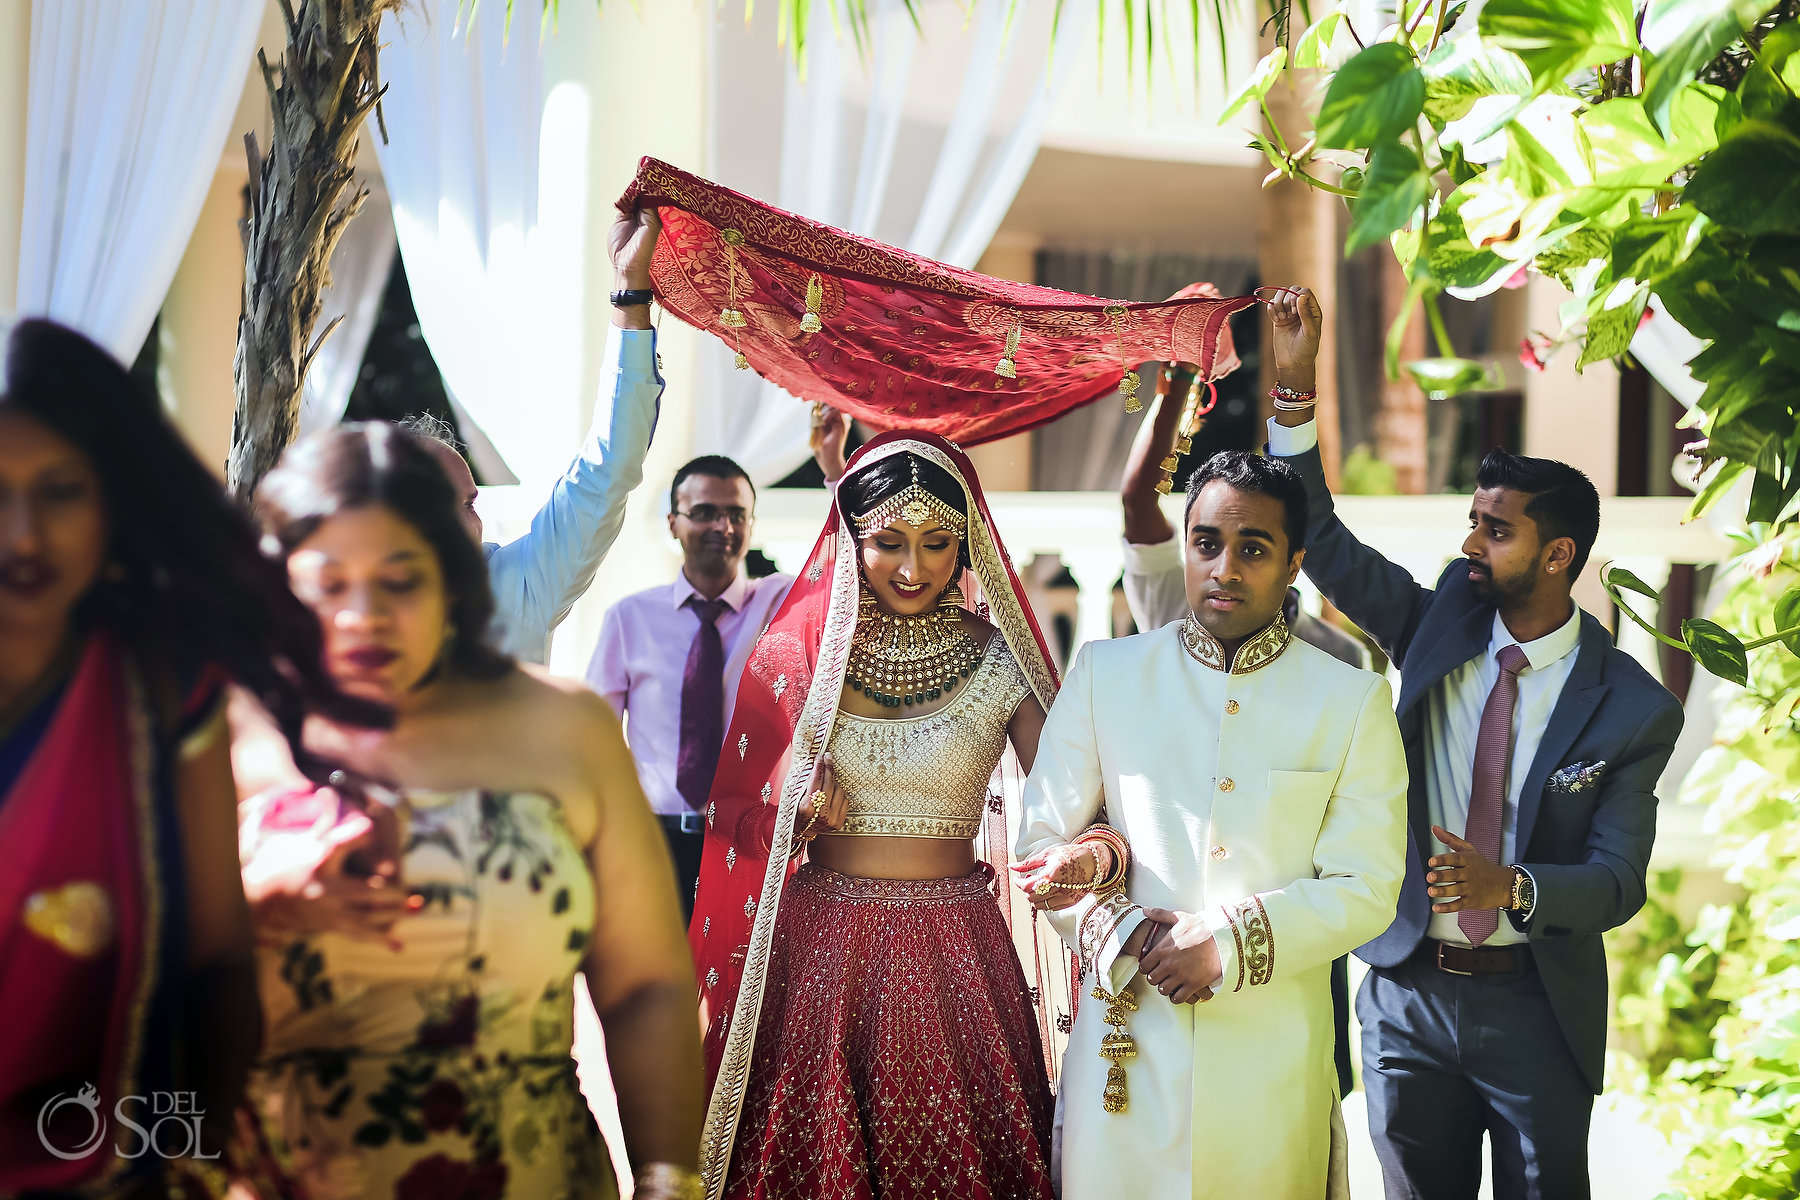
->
xmin=1608 ymin=533 xmax=1800 ymax=1198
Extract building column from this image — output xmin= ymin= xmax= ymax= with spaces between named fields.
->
xmin=1259 ymin=65 xmax=1342 ymax=488
xmin=0 ymin=0 xmax=29 ymax=314
xmin=1376 ymin=254 xmax=1428 ymax=493
xmin=1523 ymin=275 xmax=1620 ymax=620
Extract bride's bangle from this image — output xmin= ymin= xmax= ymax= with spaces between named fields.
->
xmin=634 ymin=1163 xmax=704 ymax=1200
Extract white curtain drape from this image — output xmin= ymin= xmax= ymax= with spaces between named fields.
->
xmin=371 ymin=0 xmax=593 ymax=490
xmin=297 ymin=186 xmax=398 ymax=437
xmin=16 ymin=0 xmax=262 ymax=361
xmin=697 ymin=0 xmax=1096 ymax=485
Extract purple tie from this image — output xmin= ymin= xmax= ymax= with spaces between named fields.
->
xmin=677 ymin=596 xmax=731 ymax=813
xmin=1460 ymin=643 xmax=1529 ymax=945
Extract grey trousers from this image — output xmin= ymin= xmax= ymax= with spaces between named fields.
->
xmin=1358 ymin=951 xmax=1594 ymax=1200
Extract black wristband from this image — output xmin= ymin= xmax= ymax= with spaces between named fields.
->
xmin=610 ymin=288 xmax=654 ymax=308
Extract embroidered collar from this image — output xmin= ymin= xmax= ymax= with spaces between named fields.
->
xmin=1180 ymin=611 xmax=1292 ymax=675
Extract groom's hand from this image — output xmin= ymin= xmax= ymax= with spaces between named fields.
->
xmin=1137 ymin=907 xmax=1220 ymax=1005
xmin=1427 ymin=826 xmax=1515 ymax=913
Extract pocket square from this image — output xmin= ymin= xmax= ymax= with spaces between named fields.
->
xmin=1548 ymin=760 xmax=1606 ymax=793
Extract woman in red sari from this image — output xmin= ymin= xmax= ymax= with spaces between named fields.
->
xmin=691 ymin=431 xmax=1069 ymax=1200
xmin=0 ymin=318 xmax=384 ymax=1197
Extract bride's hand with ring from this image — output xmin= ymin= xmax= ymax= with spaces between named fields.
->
xmin=794 ymin=752 xmax=849 ymax=842
xmin=1011 ymin=841 xmax=1112 ymax=912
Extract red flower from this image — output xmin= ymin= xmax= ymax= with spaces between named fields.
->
xmin=1518 ymin=334 xmax=1553 ymax=373
xmin=394 ymin=1154 xmax=509 ymax=1200
xmin=419 ymin=1079 xmax=466 ymax=1132
xmin=415 ymin=994 xmax=479 ymax=1048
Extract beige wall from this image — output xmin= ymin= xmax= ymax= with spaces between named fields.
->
xmin=159 ymin=170 xmax=247 ymax=476
xmin=0 ymin=0 xmax=29 ymax=314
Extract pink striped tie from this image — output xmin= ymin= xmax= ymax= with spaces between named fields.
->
xmin=1459 ymin=643 xmax=1529 ymax=946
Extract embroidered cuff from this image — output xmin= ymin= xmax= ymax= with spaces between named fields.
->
xmin=1207 ymin=895 xmax=1276 ymax=995
xmin=1079 ymin=891 xmax=1145 ymax=993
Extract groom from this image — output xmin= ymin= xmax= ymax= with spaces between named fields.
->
xmin=1015 ymin=450 xmax=1408 ymax=1199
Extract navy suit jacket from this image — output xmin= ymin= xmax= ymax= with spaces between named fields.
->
xmin=1282 ymin=444 xmax=1684 ymax=1093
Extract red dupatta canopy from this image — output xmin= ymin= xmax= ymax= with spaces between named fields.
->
xmin=617 ymin=157 xmax=1261 ymax=447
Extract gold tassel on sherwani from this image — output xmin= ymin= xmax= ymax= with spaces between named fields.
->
xmin=1093 ymin=981 xmax=1139 ymax=1113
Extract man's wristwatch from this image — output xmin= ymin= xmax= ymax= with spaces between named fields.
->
xmin=610 ymin=287 xmax=654 ymax=308
xmin=1508 ymin=866 xmax=1537 ymax=918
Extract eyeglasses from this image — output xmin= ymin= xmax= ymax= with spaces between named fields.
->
xmin=674 ymin=505 xmax=752 ymax=528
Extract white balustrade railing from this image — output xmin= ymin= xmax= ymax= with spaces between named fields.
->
xmin=754 ymin=488 xmax=1733 ymax=658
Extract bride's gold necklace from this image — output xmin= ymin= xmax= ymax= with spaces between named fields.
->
xmin=845 ymin=583 xmax=981 ymax=709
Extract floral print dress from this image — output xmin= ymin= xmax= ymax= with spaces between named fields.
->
xmin=243 ymin=788 xmax=611 ymax=1200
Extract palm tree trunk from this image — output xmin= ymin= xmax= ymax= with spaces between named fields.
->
xmin=229 ymin=0 xmax=402 ymax=500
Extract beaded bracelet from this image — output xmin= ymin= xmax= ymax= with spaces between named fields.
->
xmin=1268 ymin=382 xmax=1317 ymax=411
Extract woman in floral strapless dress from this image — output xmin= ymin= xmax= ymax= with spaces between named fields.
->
xmin=239 ymin=424 xmax=703 ymax=1200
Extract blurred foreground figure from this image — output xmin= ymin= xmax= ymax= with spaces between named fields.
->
xmin=240 ymin=424 xmax=703 ymax=1200
xmin=0 ymin=318 xmax=378 ymax=1196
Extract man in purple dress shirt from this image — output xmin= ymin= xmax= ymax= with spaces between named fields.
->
xmin=585 ymin=455 xmax=794 ymax=919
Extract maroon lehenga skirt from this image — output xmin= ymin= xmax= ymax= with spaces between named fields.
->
xmin=725 ymin=864 xmax=1057 ymax=1200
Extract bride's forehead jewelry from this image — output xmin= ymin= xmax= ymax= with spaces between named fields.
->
xmin=852 ymin=457 xmax=968 ymax=537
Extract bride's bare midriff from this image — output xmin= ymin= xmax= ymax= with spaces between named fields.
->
xmin=806 ymin=834 xmax=978 ymax=881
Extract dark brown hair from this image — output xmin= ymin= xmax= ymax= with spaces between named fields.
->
xmin=255 ymin=422 xmax=513 ymax=683
xmin=0 ymin=317 xmax=391 ymax=780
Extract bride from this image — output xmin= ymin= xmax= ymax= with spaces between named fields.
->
xmin=689 ymin=430 xmax=1078 ymax=1200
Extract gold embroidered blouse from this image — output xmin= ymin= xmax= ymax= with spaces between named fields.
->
xmin=826 ymin=634 xmax=1029 ymax=839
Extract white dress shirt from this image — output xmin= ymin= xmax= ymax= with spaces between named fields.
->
xmin=585 ymin=568 xmax=794 ymax=816
xmin=484 ymin=325 xmax=664 ymax=664
xmin=1266 ymin=416 xmax=1578 ymax=946
xmin=1423 ymin=608 xmax=1579 ymax=944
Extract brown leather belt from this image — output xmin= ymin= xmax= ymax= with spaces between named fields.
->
xmin=1423 ymin=937 xmax=1534 ymax=976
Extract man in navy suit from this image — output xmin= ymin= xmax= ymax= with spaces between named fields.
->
xmin=1261 ymin=287 xmax=1684 ymax=1198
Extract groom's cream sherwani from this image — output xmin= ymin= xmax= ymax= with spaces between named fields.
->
xmin=1017 ymin=615 xmax=1407 ymax=1199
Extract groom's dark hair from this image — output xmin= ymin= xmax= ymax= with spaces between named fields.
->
xmin=1184 ymin=451 xmax=1309 ymax=556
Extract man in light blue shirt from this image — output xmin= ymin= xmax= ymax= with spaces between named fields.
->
xmin=413 ymin=206 xmax=665 ymax=664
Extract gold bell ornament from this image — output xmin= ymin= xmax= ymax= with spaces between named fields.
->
xmin=995 ymin=319 xmax=1022 ymax=380
xmin=800 ymin=273 xmax=824 ymax=334
xmin=1106 ymin=305 xmax=1142 ymax=413
xmin=1092 ymin=981 xmax=1140 ymax=1113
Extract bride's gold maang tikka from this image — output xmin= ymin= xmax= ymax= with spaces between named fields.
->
xmin=850 ymin=457 xmax=969 ymax=539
